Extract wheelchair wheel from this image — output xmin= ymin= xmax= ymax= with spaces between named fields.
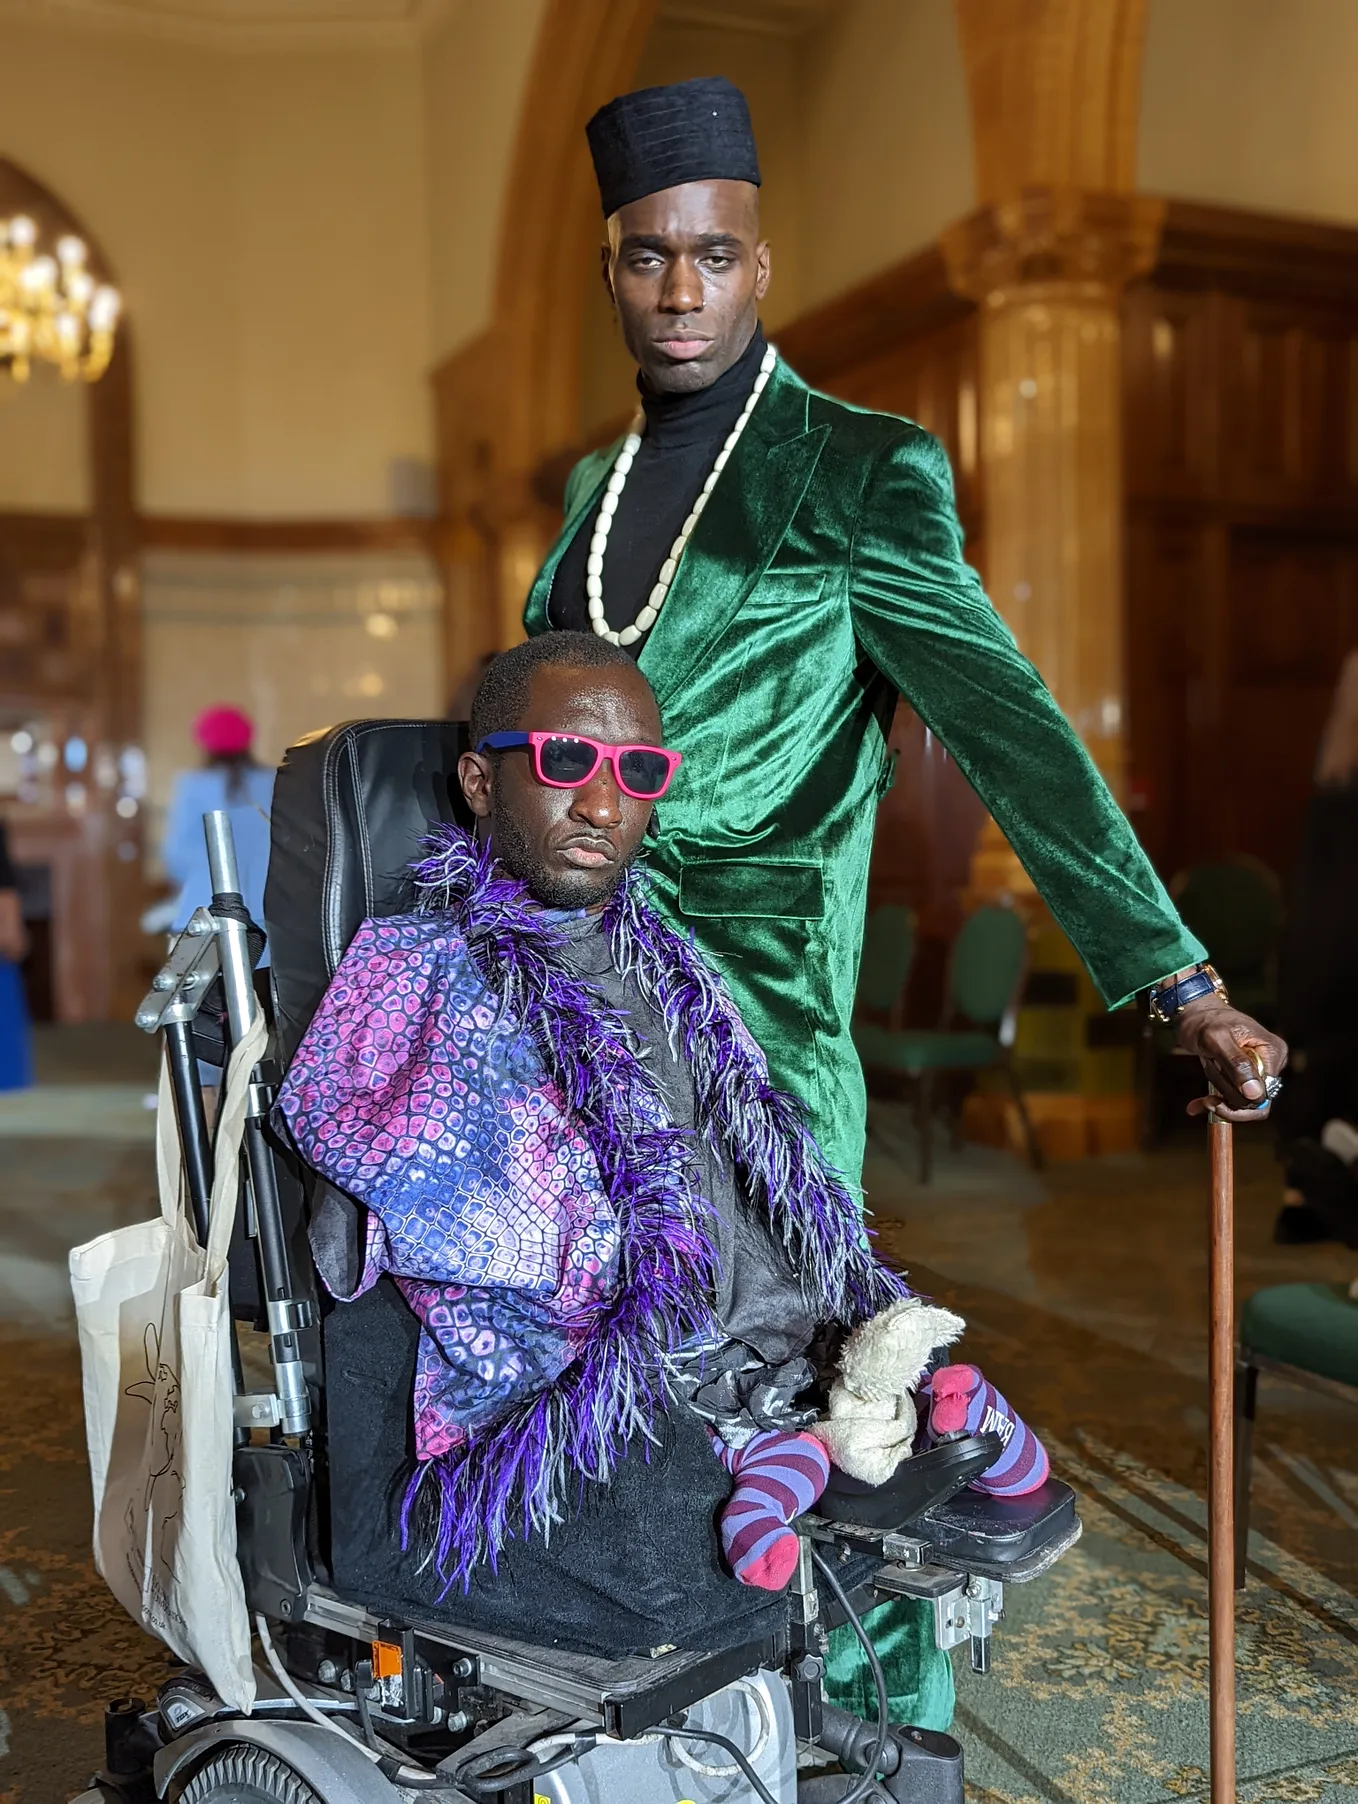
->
xmin=178 ymin=1743 xmax=320 ymax=1804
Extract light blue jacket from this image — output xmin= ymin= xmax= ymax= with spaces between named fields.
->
xmin=162 ymin=765 xmax=274 ymax=941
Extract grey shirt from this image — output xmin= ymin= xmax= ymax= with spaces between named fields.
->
xmin=554 ymin=910 xmax=817 ymax=1366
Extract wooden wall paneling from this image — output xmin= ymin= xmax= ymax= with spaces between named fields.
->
xmin=1122 ymin=283 xmax=1219 ymax=501
xmin=1235 ymin=301 xmax=1358 ymax=508
xmin=1123 ymin=513 xmax=1211 ymax=876
xmin=1223 ymin=527 xmax=1358 ymax=869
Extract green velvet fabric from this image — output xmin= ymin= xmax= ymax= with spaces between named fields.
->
xmin=824 ymin=1597 xmax=956 ymax=1733
xmin=526 ymin=355 xmax=1205 ymax=1187
xmin=1241 ymin=1284 xmax=1358 ymax=1388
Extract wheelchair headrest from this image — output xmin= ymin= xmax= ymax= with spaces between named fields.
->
xmin=264 ymin=717 xmax=471 ymax=1063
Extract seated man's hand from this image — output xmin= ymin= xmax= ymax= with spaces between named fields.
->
xmin=1175 ymin=997 xmax=1288 ymax=1122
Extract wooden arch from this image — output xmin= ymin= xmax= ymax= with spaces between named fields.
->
xmin=0 ymin=157 xmax=140 ymax=1018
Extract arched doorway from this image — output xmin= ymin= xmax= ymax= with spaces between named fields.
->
xmin=0 ymin=157 xmax=140 ymax=1021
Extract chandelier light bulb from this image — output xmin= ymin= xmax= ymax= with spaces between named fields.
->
xmin=56 ymin=234 xmax=86 ymax=267
xmin=8 ymin=215 xmax=37 ymax=248
xmin=68 ymin=270 xmax=93 ymax=307
xmin=89 ymin=286 xmax=121 ymax=331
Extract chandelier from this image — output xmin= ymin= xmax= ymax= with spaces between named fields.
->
xmin=0 ymin=215 xmax=122 ymax=383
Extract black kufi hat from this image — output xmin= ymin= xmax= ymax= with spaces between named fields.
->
xmin=586 ymin=76 xmax=761 ymax=218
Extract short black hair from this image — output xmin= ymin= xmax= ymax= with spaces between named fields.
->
xmin=468 ymin=632 xmax=649 ymax=746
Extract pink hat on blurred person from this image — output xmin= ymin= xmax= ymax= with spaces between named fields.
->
xmin=194 ymin=705 xmax=254 ymax=758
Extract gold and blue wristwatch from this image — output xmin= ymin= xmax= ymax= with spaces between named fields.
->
xmin=1147 ymin=962 xmax=1228 ymax=1026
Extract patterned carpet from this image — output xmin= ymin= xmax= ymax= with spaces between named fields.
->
xmin=2 ymin=1045 xmax=1358 ymax=1801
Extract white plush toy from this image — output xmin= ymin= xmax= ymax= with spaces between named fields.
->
xmin=810 ymin=1296 xmax=967 ymax=1486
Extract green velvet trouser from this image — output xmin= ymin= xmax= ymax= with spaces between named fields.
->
xmin=825 ymin=1598 xmax=954 ymax=1732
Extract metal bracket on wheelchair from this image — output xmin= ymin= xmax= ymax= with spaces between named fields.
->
xmin=933 ymin=1576 xmax=1004 ymax=1674
xmin=134 ymin=907 xmax=222 ymax=1032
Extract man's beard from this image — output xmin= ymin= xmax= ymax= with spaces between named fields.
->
xmin=490 ymin=808 xmax=628 ymax=910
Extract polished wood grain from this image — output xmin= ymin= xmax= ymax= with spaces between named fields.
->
xmin=138 ymin=516 xmax=434 ymax=553
xmin=1123 ymin=200 xmax=1358 ymax=879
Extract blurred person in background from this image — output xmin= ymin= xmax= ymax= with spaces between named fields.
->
xmin=1276 ymin=651 xmax=1358 ymax=1244
xmin=162 ymin=705 xmax=274 ymax=955
xmin=0 ymin=815 xmax=32 ymax=1091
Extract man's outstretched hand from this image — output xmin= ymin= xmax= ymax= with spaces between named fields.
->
xmin=1174 ymin=997 xmax=1288 ymax=1122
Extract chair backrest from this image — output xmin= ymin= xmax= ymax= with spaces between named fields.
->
xmin=855 ymin=903 xmax=916 ymax=1017
xmin=264 ymin=718 xmax=471 ymax=1063
xmin=948 ymin=904 xmax=1027 ymax=1029
xmin=1170 ymin=858 xmax=1282 ymax=982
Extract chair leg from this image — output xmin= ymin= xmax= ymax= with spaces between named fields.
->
xmin=917 ymin=1072 xmax=934 ymax=1184
xmin=1002 ymin=1057 xmax=1043 ymax=1171
xmin=1234 ymin=1355 xmax=1257 ymax=1591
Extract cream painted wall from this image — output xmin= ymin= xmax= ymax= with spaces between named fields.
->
xmin=796 ymin=0 xmax=973 ymax=311
xmin=422 ymin=0 xmax=548 ymax=363
xmin=0 ymin=21 xmax=432 ymax=516
xmin=1140 ymin=0 xmax=1358 ymax=226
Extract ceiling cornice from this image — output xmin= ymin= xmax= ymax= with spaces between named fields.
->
xmin=0 ymin=0 xmax=456 ymax=51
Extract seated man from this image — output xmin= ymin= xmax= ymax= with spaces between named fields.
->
xmin=280 ymin=634 xmax=1044 ymax=1647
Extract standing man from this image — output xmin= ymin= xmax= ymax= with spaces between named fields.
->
xmin=524 ymin=76 xmax=1284 ymax=1726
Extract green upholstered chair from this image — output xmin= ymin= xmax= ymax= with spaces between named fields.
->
xmin=854 ymin=902 xmax=916 ymax=1030
xmin=854 ymin=902 xmax=1039 ymax=1183
xmin=1234 ymin=1282 xmax=1358 ymax=1588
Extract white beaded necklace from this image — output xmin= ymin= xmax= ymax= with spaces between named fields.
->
xmin=586 ymin=342 xmax=778 ymax=647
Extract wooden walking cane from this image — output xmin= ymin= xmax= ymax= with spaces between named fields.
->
xmin=1208 ymin=1097 xmax=1236 ymax=1803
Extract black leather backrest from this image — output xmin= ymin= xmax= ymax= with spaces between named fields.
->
xmin=264 ymin=718 xmax=470 ymax=1064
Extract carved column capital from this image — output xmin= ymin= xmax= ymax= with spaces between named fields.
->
xmin=941 ymin=187 xmax=1166 ymax=305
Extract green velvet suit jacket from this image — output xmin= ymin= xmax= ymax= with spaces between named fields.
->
xmin=524 ymin=356 xmax=1204 ymax=1185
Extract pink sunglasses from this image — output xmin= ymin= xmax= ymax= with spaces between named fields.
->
xmin=477 ymin=731 xmax=683 ymax=799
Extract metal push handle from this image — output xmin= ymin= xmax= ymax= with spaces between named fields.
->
xmin=204 ymin=810 xmax=312 ymax=1438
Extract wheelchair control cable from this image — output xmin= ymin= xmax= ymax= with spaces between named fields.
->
xmin=810 ymin=1546 xmax=891 ymax=1804
xmin=648 ymin=1724 xmax=780 ymax=1804
xmin=255 ymin=1614 xmax=447 ymax=1791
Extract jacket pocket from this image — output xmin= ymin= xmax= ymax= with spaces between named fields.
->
xmin=678 ymin=858 xmax=825 ymax=920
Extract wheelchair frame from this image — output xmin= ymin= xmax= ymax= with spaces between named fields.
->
xmin=76 ymin=799 xmax=1082 ymax=1804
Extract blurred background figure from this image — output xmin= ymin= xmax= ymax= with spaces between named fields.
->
xmin=160 ymin=705 xmax=273 ymax=952
xmin=0 ymin=814 xmax=32 ymax=1091
xmin=1275 ymin=652 xmax=1358 ymax=1244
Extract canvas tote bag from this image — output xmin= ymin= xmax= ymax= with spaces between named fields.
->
xmin=70 ymin=1008 xmax=267 ymax=1712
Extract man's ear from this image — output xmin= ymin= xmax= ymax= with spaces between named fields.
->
xmin=754 ymin=239 xmax=771 ymax=303
xmin=600 ymin=240 xmax=615 ymax=309
xmin=458 ymin=750 xmax=493 ymax=821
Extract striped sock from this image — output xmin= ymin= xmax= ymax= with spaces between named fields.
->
xmin=925 ymin=1363 xmax=1049 ymax=1497
xmin=713 ymin=1429 xmax=831 ymax=1590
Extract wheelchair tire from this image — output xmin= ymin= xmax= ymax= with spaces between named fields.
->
xmin=178 ymin=1743 xmax=321 ymax=1804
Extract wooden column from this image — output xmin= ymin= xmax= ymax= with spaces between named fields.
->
xmin=942 ymin=190 xmax=1164 ymax=815
xmin=943 ymin=1 xmax=1163 ymax=1149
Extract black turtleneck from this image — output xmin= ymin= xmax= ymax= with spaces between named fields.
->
xmin=549 ymin=325 xmax=767 ymax=657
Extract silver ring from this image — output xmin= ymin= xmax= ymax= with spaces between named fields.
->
xmin=1264 ymin=1075 xmax=1283 ymax=1101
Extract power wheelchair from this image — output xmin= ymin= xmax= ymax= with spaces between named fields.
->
xmin=76 ymin=718 xmax=1082 ymax=1804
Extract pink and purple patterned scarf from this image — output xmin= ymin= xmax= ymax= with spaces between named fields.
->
xmin=279 ymin=826 xmax=903 ymax=1584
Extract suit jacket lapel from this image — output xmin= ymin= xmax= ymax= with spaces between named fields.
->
xmin=640 ymin=360 xmax=828 ymax=711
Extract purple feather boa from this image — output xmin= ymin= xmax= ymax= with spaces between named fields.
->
xmin=402 ymin=825 xmax=904 ymax=1585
